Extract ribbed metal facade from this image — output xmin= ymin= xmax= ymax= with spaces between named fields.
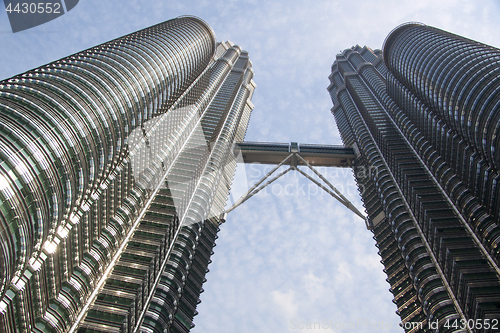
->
xmin=328 ymin=24 xmax=500 ymax=332
xmin=0 ymin=17 xmax=256 ymax=333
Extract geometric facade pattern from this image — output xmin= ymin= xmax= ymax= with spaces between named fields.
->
xmin=328 ymin=23 xmax=500 ymax=332
xmin=0 ymin=16 xmax=255 ymax=333
xmin=5 ymin=14 xmax=500 ymax=333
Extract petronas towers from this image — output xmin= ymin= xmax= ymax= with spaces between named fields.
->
xmin=1 ymin=15 xmax=500 ymax=333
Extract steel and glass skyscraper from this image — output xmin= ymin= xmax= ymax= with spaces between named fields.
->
xmin=0 ymin=16 xmax=255 ymax=333
xmin=328 ymin=23 xmax=500 ymax=331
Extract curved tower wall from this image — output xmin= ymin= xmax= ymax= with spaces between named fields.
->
xmin=384 ymin=24 xmax=500 ymax=265
xmin=0 ymin=17 xmax=257 ymax=333
xmin=0 ymin=17 xmax=215 ymax=292
xmin=384 ymin=23 xmax=500 ymax=172
xmin=329 ymin=23 xmax=500 ymax=329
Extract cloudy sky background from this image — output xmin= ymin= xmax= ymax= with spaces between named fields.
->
xmin=2 ymin=1 xmax=500 ymax=332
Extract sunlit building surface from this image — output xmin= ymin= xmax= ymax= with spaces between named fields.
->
xmin=328 ymin=23 xmax=500 ymax=331
xmin=0 ymin=16 xmax=255 ymax=333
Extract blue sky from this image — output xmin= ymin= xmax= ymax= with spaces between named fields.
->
xmin=2 ymin=1 xmax=500 ymax=332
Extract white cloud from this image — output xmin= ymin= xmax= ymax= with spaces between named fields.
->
xmin=272 ymin=289 xmax=299 ymax=318
xmin=334 ymin=261 xmax=353 ymax=285
xmin=302 ymin=272 xmax=326 ymax=301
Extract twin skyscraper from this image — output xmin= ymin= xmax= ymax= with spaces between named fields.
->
xmin=0 ymin=17 xmax=499 ymax=333
xmin=328 ymin=23 xmax=500 ymax=331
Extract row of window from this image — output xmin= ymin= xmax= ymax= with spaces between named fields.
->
xmin=329 ymin=54 xmax=500 ymax=327
xmin=3 ymin=17 xmax=217 ymax=333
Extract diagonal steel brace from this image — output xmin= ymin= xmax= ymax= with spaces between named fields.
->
xmin=223 ymin=152 xmax=368 ymax=228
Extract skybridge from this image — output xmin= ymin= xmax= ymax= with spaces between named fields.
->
xmin=224 ymin=142 xmax=369 ymax=229
xmin=235 ymin=141 xmax=356 ymax=167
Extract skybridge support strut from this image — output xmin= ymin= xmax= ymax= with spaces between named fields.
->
xmin=223 ymin=142 xmax=369 ymax=229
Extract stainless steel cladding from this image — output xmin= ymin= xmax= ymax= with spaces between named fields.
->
xmin=0 ymin=17 xmax=256 ymax=333
xmin=328 ymin=24 xmax=500 ymax=329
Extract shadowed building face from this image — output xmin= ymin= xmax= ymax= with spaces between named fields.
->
xmin=328 ymin=23 xmax=500 ymax=329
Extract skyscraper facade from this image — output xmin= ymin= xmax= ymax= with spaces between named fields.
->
xmin=0 ymin=16 xmax=255 ymax=333
xmin=328 ymin=23 xmax=500 ymax=331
